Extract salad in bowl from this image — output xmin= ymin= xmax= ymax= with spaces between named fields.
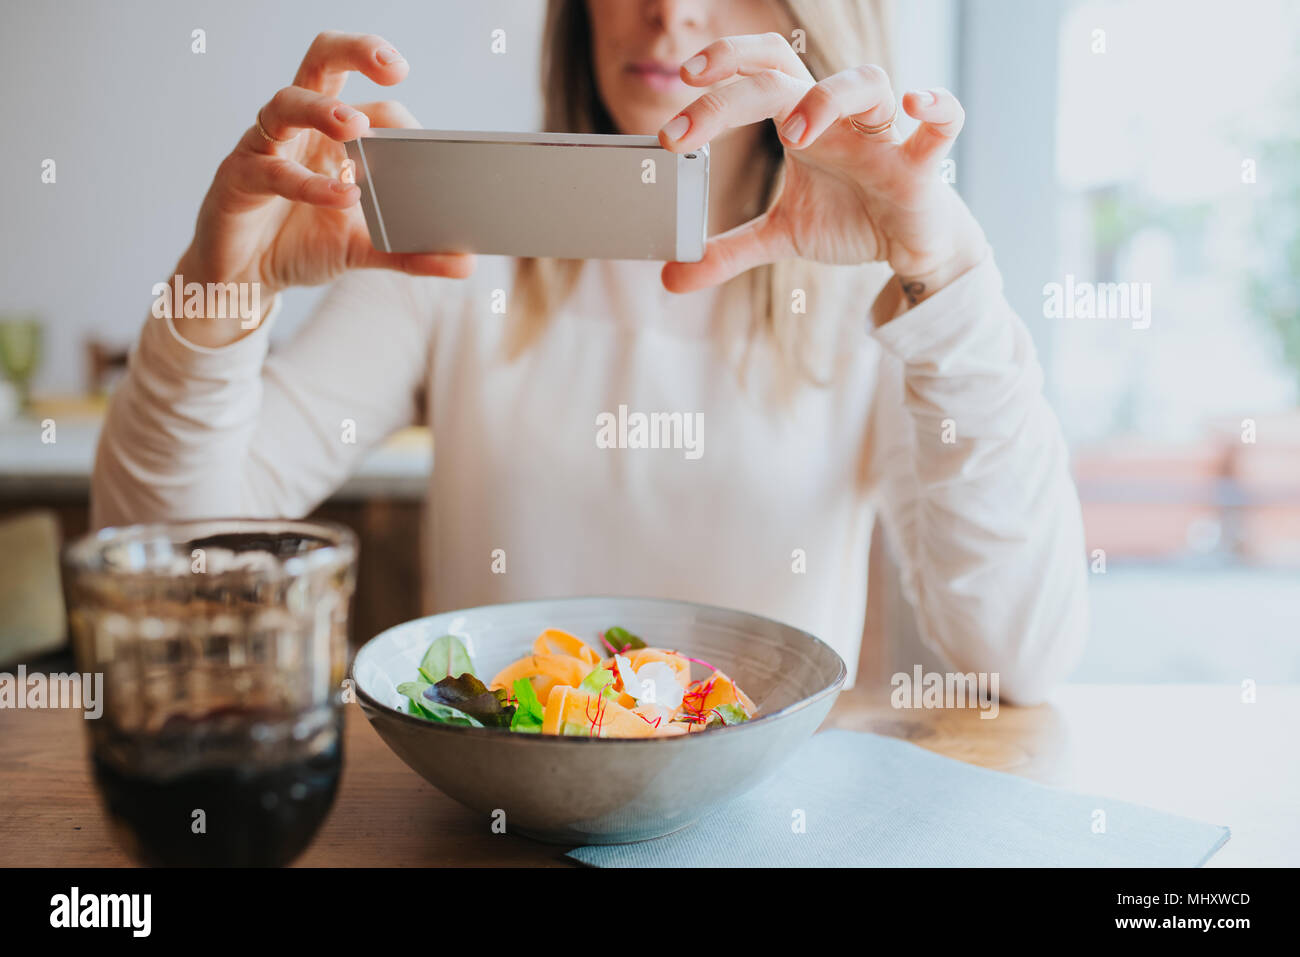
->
xmin=398 ymin=626 xmax=756 ymax=738
xmin=351 ymin=596 xmax=845 ymax=843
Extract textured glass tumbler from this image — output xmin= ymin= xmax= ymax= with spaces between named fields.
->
xmin=62 ymin=519 xmax=357 ymax=867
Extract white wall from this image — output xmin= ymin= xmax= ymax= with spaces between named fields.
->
xmin=892 ymin=0 xmax=959 ymax=114
xmin=0 ymin=0 xmax=545 ymax=393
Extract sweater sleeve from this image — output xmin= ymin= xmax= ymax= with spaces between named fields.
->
xmin=864 ymin=247 xmax=1089 ymax=705
xmin=91 ymin=268 xmax=448 ymax=528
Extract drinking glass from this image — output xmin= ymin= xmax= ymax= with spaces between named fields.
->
xmin=0 ymin=315 xmax=42 ymax=409
xmin=62 ymin=518 xmax=357 ymax=866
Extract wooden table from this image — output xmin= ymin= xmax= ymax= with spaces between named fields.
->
xmin=2 ymin=683 xmax=1295 ymax=866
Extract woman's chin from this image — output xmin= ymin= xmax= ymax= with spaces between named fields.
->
xmin=606 ymin=94 xmax=694 ymax=137
xmin=609 ymin=118 xmax=665 ymax=138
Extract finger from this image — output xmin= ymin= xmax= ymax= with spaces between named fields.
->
xmin=353 ymin=245 xmax=478 ymax=279
xmin=660 ymin=212 xmax=792 ymax=293
xmin=659 ymin=68 xmax=808 ymax=152
xmin=778 ymin=64 xmax=896 ymax=149
xmin=900 ymin=88 xmax=965 ymax=166
xmin=679 ymin=31 xmax=814 ymax=85
xmin=242 ymin=86 xmax=371 ymax=155
xmin=293 ymin=31 xmax=408 ymax=99
xmin=353 ymin=99 xmax=422 ymax=130
xmin=227 ymin=151 xmax=361 ymax=208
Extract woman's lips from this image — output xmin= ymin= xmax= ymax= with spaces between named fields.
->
xmin=626 ymin=60 xmax=687 ymax=93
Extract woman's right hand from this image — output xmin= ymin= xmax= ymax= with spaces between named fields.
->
xmin=175 ymin=32 xmax=475 ymax=346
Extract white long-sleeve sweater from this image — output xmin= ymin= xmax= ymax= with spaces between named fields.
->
xmin=92 ymin=249 xmax=1088 ymax=702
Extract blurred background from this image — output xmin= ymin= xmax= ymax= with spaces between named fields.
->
xmin=1 ymin=0 xmax=1297 ymax=683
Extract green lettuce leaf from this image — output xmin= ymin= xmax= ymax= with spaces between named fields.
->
xmin=579 ymin=666 xmax=618 ymax=700
xmin=604 ymin=626 xmax=646 ymax=652
xmin=424 ymin=673 xmax=514 ymax=728
xmin=510 ymin=678 xmax=545 ymax=733
xmin=419 ymin=635 xmax=476 ymax=683
xmin=396 ymin=680 xmax=483 ymax=727
xmin=706 ymin=703 xmax=750 ymax=727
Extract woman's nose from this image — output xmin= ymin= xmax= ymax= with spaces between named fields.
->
xmin=645 ymin=0 xmax=705 ymax=32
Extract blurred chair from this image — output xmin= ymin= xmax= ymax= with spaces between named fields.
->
xmin=85 ymin=339 xmax=129 ymax=396
xmin=0 ymin=509 xmax=67 ymax=667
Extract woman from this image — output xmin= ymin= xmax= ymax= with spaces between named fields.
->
xmin=93 ymin=0 xmax=1087 ymax=703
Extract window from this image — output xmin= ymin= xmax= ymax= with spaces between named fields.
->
xmin=886 ymin=0 xmax=1300 ymax=683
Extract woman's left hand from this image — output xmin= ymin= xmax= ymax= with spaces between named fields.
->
xmin=658 ymin=32 xmax=986 ymax=307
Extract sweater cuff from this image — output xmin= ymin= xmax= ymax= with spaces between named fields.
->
xmin=135 ymin=294 xmax=283 ymax=379
xmin=867 ymin=246 xmax=1005 ymax=363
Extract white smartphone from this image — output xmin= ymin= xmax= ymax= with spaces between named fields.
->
xmin=343 ymin=129 xmax=710 ymax=262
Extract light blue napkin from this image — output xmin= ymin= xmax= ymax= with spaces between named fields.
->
xmin=567 ymin=729 xmax=1230 ymax=867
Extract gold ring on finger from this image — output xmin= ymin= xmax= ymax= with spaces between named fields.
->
xmin=254 ymin=107 xmax=288 ymax=144
xmin=849 ymin=102 xmax=897 ymax=136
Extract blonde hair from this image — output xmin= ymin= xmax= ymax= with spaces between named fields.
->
xmin=508 ymin=0 xmax=894 ymax=391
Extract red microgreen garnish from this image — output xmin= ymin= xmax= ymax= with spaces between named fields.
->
xmin=678 ymin=676 xmax=718 ymax=722
xmin=584 ymin=691 xmax=607 ymax=737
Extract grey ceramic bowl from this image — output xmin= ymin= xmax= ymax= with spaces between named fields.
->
xmin=351 ymin=596 xmax=846 ymax=844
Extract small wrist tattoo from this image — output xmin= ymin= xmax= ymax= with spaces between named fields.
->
xmin=901 ymin=279 xmax=926 ymax=306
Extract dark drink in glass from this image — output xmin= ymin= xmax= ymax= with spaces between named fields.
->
xmin=63 ymin=520 xmax=357 ymax=867
xmin=92 ymin=707 xmax=342 ymax=867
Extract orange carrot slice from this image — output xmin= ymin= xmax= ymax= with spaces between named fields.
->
xmin=541 ymin=684 xmax=573 ymax=736
xmin=633 ymin=705 xmax=690 ymax=736
xmin=541 ymin=685 xmax=659 ymax=738
xmin=694 ymin=670 xmax=756 ymax=716
xmin=533 ymin=629 xmax=601 ymax=665
xmin=489 ymin=654 xmax=589 ymax=702
xmin=603 ymin=648 xmax=692 ymax=689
